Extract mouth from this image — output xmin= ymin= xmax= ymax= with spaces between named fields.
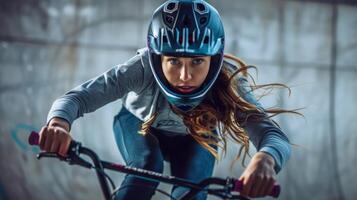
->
xmin=175 ymin=86 xmax=196 ymax=93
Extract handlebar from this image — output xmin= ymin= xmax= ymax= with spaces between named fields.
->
xmin=29 ymin=131 xmax=281 ymax=199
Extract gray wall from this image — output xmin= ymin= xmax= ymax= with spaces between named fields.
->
xmin=1 ymin=0 xmax=356 ymax=199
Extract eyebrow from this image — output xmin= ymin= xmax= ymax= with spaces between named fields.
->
xmin=165 ymin=56 xmax=205 ymax=59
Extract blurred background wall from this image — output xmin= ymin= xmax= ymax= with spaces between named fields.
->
xmin=1 ymin=0 xmax=356 ymax=199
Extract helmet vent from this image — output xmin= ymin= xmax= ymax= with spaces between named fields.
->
xmin=200 ymin=16 xmax=207 ymax=25
xmin=167 ymin=2 xmax=176 ymax=10
xmin=164 ymin=1 xmax=178 ymax=14
xmin=194 ymin=2 xmax=208 ymax=14
xmin=196 ymin=3 xmax=205 ymax=11
xmin=203 ymin=36 xmax=209 ymax=44
xmin=165 ymin=15 xmax=175 ymax=24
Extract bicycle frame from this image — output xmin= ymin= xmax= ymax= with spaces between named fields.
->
xmin=28 ymin=131 xmax=280 ymax=200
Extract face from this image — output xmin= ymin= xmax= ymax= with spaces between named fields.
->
xmin=161 ymin=55 xmax=211 ymax=93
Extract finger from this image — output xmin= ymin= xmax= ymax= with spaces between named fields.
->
xmin=39 ymin=126 xmax=47 ymax=150
xmin=43 ymin=128 xmax=54 ymax=152
xmin=59 ymin=136 xmax=71 ymax=157
xmin=237 ymin=176 xmax=247 ymax=196
xmin=241 ymin=175 xmax=253 ymax=197
xmin=238 ymin=174 xmax=245 ymax=184
xmin=256 ymin=176 xmax=269 ymax=197
xmin=263 ymin=177 xmax=276 ymax=195
xmin=50 ymin=137 xmax=60 ymax=153
xmin=250 ymin=175 xmax=264 ymax=197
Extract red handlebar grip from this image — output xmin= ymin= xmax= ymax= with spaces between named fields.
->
xmin=29 ymin=131 xmax=40 ymax=146
xmin=234 ymin=179 xmax=280 ymax=198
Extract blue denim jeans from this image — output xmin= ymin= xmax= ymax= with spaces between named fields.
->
xmin=112 ymin=106 xmax=216 ymax=200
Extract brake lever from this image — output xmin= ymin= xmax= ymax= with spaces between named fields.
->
xmin=36 ymin=147 xmax=93 ymax=169
xmin=30 ymin=131 xmax=92 ymax=169
xmin=66 ymin=143 xmax=93 ymax=169
xmin=37 ymin=152 xmax=68 ymax=161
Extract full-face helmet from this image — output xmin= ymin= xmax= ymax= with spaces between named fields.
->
xmin=147 ymin=0 xmax=225 ymax=112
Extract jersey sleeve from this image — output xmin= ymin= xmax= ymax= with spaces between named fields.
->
xmin=46 ymin=52 xmax=146 ymax=127
xmin=236 ymin=76 xmax=291 ymax=173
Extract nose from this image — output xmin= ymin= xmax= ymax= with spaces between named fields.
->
xmin=179 ymin=65 xmax=192 ymax=82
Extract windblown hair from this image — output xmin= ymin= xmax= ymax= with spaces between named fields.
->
xmin=139 ymin=54 xmax=301 ymax=167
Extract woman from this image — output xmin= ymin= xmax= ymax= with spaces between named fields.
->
xmin=39 ymin=1 xmax=296 ymax=199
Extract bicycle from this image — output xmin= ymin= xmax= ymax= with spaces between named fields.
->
xmin=28 ymin=131 xmax=280 ymax=200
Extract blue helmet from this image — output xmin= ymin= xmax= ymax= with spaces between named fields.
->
xmin=147 ymin=0 xmax=225 ymax=112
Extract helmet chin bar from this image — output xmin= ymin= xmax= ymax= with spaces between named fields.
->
xmin=168 ymin=96 xmax=201 ymax=112
xmin=172 ymin=103 xmax=195 ymax=112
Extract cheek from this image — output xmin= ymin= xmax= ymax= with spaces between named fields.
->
xmin=162 ymin=66 xmax=177 ymax=83
xmin=193 ymin=68 xmax=208 ymax=85
xmin=200 ymin=65 xmax=210 ymax=80
xmin=161 ymin=63 xmax=169 ymax=78
xmin=204 ymin=65 xmax=210 ymax=76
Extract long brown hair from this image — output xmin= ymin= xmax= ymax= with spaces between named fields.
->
xmin=139 ymin=54 xmax=301 ymax=167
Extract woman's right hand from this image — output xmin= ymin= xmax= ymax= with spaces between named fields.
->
xmin=39 ymin=117 xmax=72 ymax=157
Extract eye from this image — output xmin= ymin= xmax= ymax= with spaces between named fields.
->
xmin=168 ymin=58 xmax=181 ymax=66
xmin=192 ymin=58 xmax=204 ymax=65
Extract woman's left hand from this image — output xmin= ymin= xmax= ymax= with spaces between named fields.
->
xmin=238 ymin=152 xmax=277 ymax=198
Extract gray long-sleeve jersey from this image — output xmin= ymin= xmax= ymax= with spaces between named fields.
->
xmin=47 ymin=48 xmax=291 ymax=173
